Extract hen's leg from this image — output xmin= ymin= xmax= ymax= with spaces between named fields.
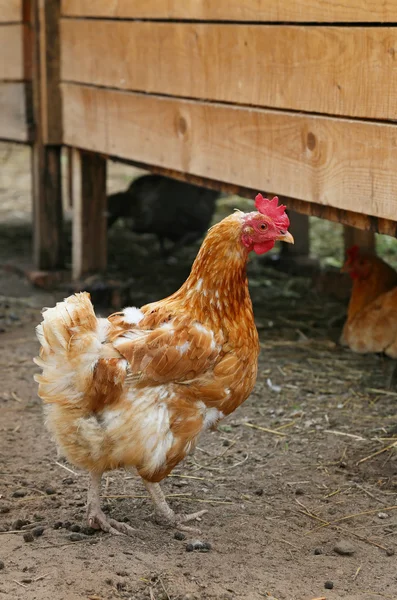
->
xmin=87 ymin=472 xmax=134 ymax=536
xmin=143 ymin=480 xmax=207 ymax=532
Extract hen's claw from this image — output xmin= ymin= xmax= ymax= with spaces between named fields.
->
xmin=87 ymin=508 xmax=135 ymax=536
xmin=155 ymin=508 xmax=208 ymax=533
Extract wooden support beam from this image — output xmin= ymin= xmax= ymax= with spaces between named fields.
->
xmin=31 ymin=0 xmax=64 ymax=269
xmin=343 ymin=226 xmax=376 ymax=256
xmin=282 ymin=211 xmax=310 ymax=257
xmin=72 ymin=149 xmax=107 ymax=280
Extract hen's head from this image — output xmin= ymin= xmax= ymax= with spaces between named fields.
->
xmin=241 ymin=194 xmax=294 ymax=255
xmin=342 ymin=246 xmax=374 ymax=280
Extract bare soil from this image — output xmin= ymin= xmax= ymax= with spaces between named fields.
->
xmin=0 ymin=143 xmax=396 ymax=600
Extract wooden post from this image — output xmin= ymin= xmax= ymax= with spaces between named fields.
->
xmin=30 ymin=0 xmax=64 ymax=269
xmin=343 ymin=226 xmax=376 ymax=255
xmin=72 ymin=149 xmax=107 ymax=280
xmin=282 ymin=210 xmax=310 ymax=257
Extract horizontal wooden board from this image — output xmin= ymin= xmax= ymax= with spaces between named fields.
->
xmin=0 ymin=0 xmax=22 ymax=22
xmin=114 ymin=161 xmax=397 ymax=236
xmin=60 ymin=21 xmax=397 ymax=121
xmin=61 ymin=0 xmax=397 ymax=23
xmin=0 ymin=24 xmax=26 ymax=80
xmin=0 ymin=82 xmax=31 ymax=141
xmin=61 ymin=84 xmax=397 ymax=222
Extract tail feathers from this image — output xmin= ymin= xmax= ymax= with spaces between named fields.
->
xmin=35 ymin=292 xmax=97 ymax=354
xmin=34 ymin=292 xmax=114 ymax=406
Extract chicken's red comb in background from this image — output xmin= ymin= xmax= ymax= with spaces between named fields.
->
xmin=255 ymin=194 xmax=290 ymax=229
xmin=347 ymin=245 xmax=360 ymax=261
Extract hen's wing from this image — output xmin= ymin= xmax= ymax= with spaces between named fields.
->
xmin=109 ymin=314 xmax=221 ymax=385
xmin=345 ymin=288 xmax=397 ymax=357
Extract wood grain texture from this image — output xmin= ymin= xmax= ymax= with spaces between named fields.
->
xmin=60 ymin=21 xmax=397 ymax=121
xmin=61 ymin=0 xmax=397 ymax=23
xmin=343 ymin=227 xmax=376 ymax=255
xmin=72 ymin=149 xmax=107 ymax=279
xmin=0 ymin=0 xmax=22 ymax=22
xmin=38 ymin=0 xmax=62 ymax=143
xmin=109 ymin=161 xmax=397 ymax=237
xmin=62 ymin=84 xmax=397 ymax=223
xmin=0 ymin=82 xmax=31 ymax=141
xmin=31 ymin=0 xmax=64 ymax=269
xmin=0 ymin=24 xmax=25 ymax=80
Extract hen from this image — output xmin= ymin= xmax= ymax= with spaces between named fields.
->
xmin=340 ymin=245 xmax=397 ymax=358
xmin=34 ymin=195 xmax=293 ymax=535
xmin=107 ymin=174 xmax=220 ymax=255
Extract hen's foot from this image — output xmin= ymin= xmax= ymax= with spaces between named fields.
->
xmin=86 ymin=472 xmax=134 ymax=536
xmin=87 ymin=506 xmax=135 ymax=537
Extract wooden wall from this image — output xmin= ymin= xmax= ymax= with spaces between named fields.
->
xmin=0 ymin=0 xmax=32 ymax=142
xmin=59 ymin=0 xmax=397 ymax=234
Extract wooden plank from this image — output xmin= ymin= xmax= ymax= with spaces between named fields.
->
xmin=72 ymin=149 xmax=107 ymax=279
xmin=0 ymin=24 xmax=25 ymax=80
xmin=0 ymin=82 xmax=31 ymax=141
xmin=62 ymin=84 xmax=397 ymax=224
xmin=107 ymin=160 xmax=397 ymax=237
xmin=60 ymin=22 xmax=397 ymax=121
xmin=37 ymin=0 xmax=62 ymax=143
xmin=343 ymin=227 xmax=376 ymax=255
xmin=61 ymin=0 xmax=397 ymax=23
xmin=31 ymin=0 xmax=64 ymax=269
xmin=0 ymin=0 xmax=22 ymax=22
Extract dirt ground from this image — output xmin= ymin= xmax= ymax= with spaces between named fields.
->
xmin=0 ymin=143 xmax=396 ymax=600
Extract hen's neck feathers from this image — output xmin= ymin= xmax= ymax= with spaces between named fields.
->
xmin=347 ymin=258 xmax=397 ymax=321
xmin=160 ymin=213 xmax=252 ymax=323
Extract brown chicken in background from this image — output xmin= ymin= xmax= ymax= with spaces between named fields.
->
xmin=34 ymin=195 xmax=294 ymax=535
xmin=340 ymin=245 xmax=397 ymax=361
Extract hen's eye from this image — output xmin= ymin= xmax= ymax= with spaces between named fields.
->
xmin=260 ymin=224 xmax=267 ymax=231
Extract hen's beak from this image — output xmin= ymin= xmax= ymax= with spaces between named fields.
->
xmin=277 ymin=231 xmax=294 ymax=244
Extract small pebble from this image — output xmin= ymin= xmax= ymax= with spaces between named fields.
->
xmin=32 ymin=526 xmax=45 ymax=538
xmin=33 ymin=514 xmax=45 ymax=521
xmin=174 ymin=531 xmax=186 ymax=541
xmin=21 ymin=578 xmax=32 ymax=584
xmin=334 ymin=541 xmax=356 ymax=556
xmin=378 ymin=512 xmax=389 ymax=519
xmin=185 ymin=540 xmax=212 ymax=553
xmin=53 ymin=521 xmax=63 ymax=530
xmin=70 ymin=524 xmax=81 ymax=533
xmin=45 ymin=487 xmax=56 ymax=495
xmin=324 ymin=581 xmax=334 ymax=590
xmin=63 ymin=521 xmax=72 ymax=530
xmin=23 ymin=532 xmax=34 ymax=543
xmin=386 ymin=547 xmax=395 ymax=556
xmin=12 ymin=490 xmax=27 ymax=498
xmin=12 ymin=519 xmax=29 ymax=531
xmin=254 ymin=489 xmax=264 ymax=497
xmin=295 ymin=487 xmax=305 ymax=496
xmin=222 ymin=440 xmax=231 ymax=447
xmin=80 ymin=526 xmax=97 ymax=536
xmin=63 ymin=478 xmax=74 ymax=485
xmin=0 ymin=507 xmax=10 ymax=514
xmin=69 ymin=533 xmax=86 ymax=542
xmin=313 ymin=547 xmax=323 ymax=555
xmin=0 ymin=560 xmax=4 ymax=570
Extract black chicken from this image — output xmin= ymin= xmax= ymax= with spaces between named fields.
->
xmin=107 ymin=174 xmax=221 ymax=256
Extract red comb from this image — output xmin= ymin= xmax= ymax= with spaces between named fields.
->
xmin=347 ymin=245 xmax=360 ymax=260
xmin=255 ymin=194 xmax=290 ymax=229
